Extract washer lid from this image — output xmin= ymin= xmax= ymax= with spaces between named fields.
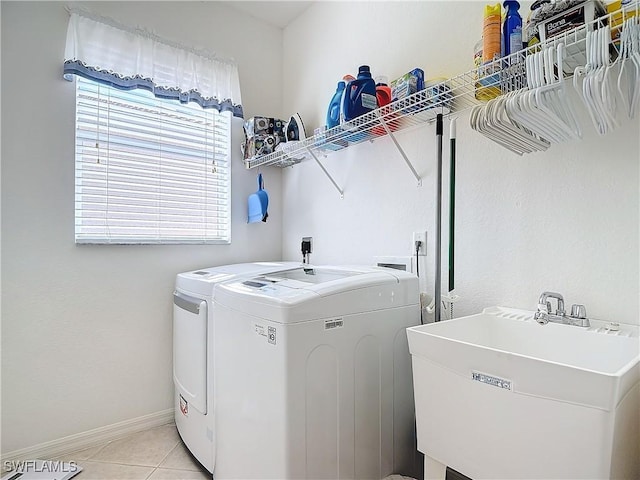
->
xmin=175 ymin=262 xmax=300 ymax=297
xmin=254 ymin=266 xmax=390 ymax=294
xmin=215 ymin=265 xmax=419 ymax=323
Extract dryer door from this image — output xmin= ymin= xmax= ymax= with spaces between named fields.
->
xmin=173 ymin=292 xmax=207 ymax=414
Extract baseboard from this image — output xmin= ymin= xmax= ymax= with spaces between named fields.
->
xmin=1 ymin=408 xmax=174 ymax=467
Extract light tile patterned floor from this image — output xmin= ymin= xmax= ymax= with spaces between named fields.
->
xmin=55 ymin=424 xmax=210 ymax=479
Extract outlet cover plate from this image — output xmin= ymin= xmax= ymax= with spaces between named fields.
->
xmin=413 ymin=231 xmax=427 ymax=256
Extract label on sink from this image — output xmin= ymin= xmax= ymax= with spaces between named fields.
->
xmin=471 ymin=371 xmax=512 ymax=391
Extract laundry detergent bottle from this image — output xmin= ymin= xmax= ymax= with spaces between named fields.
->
xmin=326 ymin=81 xmax=346 ymax=129
xmin=375 ymin=75 xmax=392 ymax=107
xmin=503 ymin=0 xmax=523 ymax=56
xmin=371 ymin=75 xmax=393 ymax=137
xmin=341 ymin=65 xmax=377 ymax=122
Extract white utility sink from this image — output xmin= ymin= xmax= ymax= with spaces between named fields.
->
xmin=407 ymin=306 xmax=640 ymax=480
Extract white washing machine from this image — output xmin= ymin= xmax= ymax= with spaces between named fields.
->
xmin=173 ymin=262 xmax=300 ymax=473
xmin=211 ymin=265 xmax=421 ymax=479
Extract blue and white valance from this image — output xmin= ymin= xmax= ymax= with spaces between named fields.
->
xmin=64 ymin=10 xmax=243 ymax=118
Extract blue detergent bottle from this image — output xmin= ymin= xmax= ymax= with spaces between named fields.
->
xmin=326 ymin=81 xmax=346 ymax=129
xmin=503 ymin=0 xmax=523 ymax=56
xmin=341 ymin=65 xmax=377 ymax=122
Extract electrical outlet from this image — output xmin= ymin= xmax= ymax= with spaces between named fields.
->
xmin=412 ymin=231 xmax=427 ymax=256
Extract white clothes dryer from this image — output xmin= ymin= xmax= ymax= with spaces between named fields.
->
xmin=211 ymin=265 xmax=421 ymax=479
xmin=173 ymin=262 xmax=299 ymax=472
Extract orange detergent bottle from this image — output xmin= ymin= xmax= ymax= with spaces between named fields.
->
xmin=372 ymin=75 xmax=394 ymax=136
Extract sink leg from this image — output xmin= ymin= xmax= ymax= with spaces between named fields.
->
xmin=424 ymin=455 xmax=446 ymax=480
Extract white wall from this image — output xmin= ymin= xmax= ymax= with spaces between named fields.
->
xmin=1 ymin=1 xmax=284 ymax=453
xmin=282 ymin=1 xmax=640 ymax=325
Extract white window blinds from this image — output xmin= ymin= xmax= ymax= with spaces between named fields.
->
xmin=75 ymin=77 xmax=231 ymax=244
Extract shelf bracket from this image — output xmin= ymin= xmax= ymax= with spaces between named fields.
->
xmin=305 ymin=146 xmax=344 ymax=199
xmin=375 ymin=111 xmax=422 ymax=186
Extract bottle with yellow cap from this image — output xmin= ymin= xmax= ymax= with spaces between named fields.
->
xmin=483 ymin=3 xmax=502 ymax=64
xmin=476 ymin=3 xmax=503 ymax=100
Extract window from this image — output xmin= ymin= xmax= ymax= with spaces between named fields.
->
xmin=74 ymin=77 xmax=231 ymax=244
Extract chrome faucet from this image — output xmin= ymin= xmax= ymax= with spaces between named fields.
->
xmin=534 ymin=291 xmax=590 ymax=327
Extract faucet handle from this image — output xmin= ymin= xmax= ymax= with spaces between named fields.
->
xmin=570 ymin=304 xmax=587 ymax=319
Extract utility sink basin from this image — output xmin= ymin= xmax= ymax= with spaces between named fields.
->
xmin=407 ymin=307 xmax=640 ymax=480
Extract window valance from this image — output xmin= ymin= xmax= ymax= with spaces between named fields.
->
xmin=63 ymin=10 xmax=243 ymax=118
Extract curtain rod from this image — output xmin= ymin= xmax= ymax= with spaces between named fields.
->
xmin=64 ymin=5 xmax=238 ymax=67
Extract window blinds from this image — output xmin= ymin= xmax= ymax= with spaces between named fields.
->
xmin=75 ymin=77 xmax=231 ymax=244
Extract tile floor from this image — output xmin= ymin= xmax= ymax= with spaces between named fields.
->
xmin=55 ymin=423 xmax=210 ymax=479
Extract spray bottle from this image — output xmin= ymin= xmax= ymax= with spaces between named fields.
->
xmin=503 ymin=0 xmax=523 ymax=56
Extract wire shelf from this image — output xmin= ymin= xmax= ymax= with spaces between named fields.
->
xmin=244 ymin=1 xmax=639 ymax=170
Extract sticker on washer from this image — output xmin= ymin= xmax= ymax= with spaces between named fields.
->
xmin=471 ymin=371 xmax=512 ymax=391
xmin=324 ymin=318 xmax=344 ymax=330
xmin=253 ymin=323 xmax=267 ymax=338
xmin=179 ymin=394 xmax=188 ymax=416
xmin=253 ymin=323 xmax=276 ymax=345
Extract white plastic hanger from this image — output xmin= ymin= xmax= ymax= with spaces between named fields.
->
xmin=555 ymin=43 xmax=583 ymax=138
xmin=508 ymin=46 xmax=577 ymax=143
xmin=471 ymin=89 xmax=550 ymax=155
xmin=576 ymin=27 xmax=615 ymax=135
xmin=618 ymin=15 xmax=640 ymax=118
